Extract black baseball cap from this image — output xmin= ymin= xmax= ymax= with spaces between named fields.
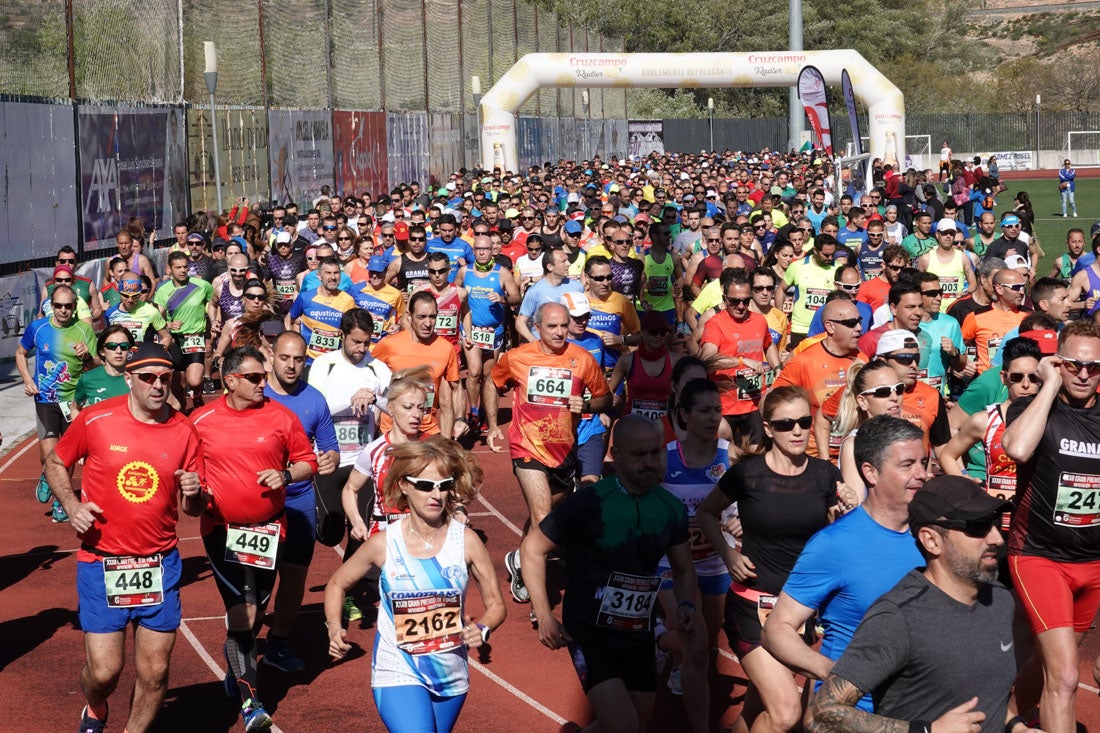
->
xmin=909 ymin=475 xmax=1013 ymax=528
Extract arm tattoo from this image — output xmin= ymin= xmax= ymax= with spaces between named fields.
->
xmin=806 ymin=675 xmax=907 ymax=733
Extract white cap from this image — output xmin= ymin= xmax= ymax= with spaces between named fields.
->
xmin=875 ymin=329 xmax=921 ymax=357
xmin=1004 ymin=254 xmax=1030 ymax=270
xmin=560 ymin=291 xmax=591 ymax=316
xmin=275 ymin=231 xmax=292 ymax=244
xmin=936 ymin=218 xmax=958 ymax=233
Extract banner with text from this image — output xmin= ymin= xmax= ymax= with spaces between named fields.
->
xmin=332 ymin=111 xmax=388 ymax=198
xmin=629 ymin=120 xmax=665 ymax=157
xmin=386 ymin=113 xmax=429 ymax=191
xmin=0 ymin=271 xmax=41 ymax=360
xmin=797 ymin=66 xmax=833 ymax=157
xmin=988 ymin=151 xmax=1034 ymax=171
xmin=188 ymin=107 xmax=270 ymax=213
xmin=78 ymin=106 xmax=188 ymax=251
xmin=268 ymin=110 xmax=335 ymax=207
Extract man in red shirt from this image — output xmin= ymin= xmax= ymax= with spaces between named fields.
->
xmin=191 ymin=345 xmax=318 ymax=732
xmin=45 ymin=342 xmax=205 ymax=733
xmin=699 ymin=268 xmax=780 ymax=447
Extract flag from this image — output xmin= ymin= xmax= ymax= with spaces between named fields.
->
xmin=797 ymin=66 xmax=833 ymax=158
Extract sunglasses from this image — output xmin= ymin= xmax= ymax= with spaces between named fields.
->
xmin=859 ymin=382 xmax=905 ymax=398
xmin=570 ymin=313 xmax=591 ymax=321
xmin=838 ymin=282 xmax=860 ymax=292
xmin=887 ymin=353 xmax=920 ymax=365
xmin=827 ymin=317 xmax=861 ymax=329
xmin=588 ymin=274 xmax=612 ymax=282
xmin=229 ymin=268 xmax=249 ymax=275
xmin=885 ymin=264 xmax=904 ymax=271
xmin=768 ymin=415 xmax=813 ymax=432
xmin=930 ymin=514 xmax=1000 ymax=539
xmin=633 ymin=233 xmax=645 ymax=239
xmin=57 ymin=258 xmax=77 ymax=264
xmin=999 ymin=282 xmax=1027 ymax=292
xmin=922 ymin=289 xmax=943 ymax=297
xmin=427 ymin=267 xmax=450 ymax=275
xmin=1006 ymin=371 xmax=1042 ymax=385
xmin=322 ymin=225 xmax=338 ymax=231
xmin=132 ymin=371 xmax=173 ymax=386
xmin=337 ymin=236 xmax=352 ymax=241
xmin=51 ymin=301 xmax=75 ymax=308
xmin=306 ymin=256 xmax=318 ymax=261
xmin=752 ymin=285 xmax=775 ymax=293
xmin=54 ymin=278 xmax=73 ymax=284
xmin=229 ymin=372 xmax=266 ymax=384
xmin=119 ymin=292 xmax=140 ymax=299
xmin=868 ymin=232 xmax=885 ymax=237
xmin=1059 ymin=355 xmax=1100 ymax=375
xmin=409 ymin=237 xmax=427 ymax=242
xmin=405 ymin=476 xmax=455 ymax=493
xmin=243 ymin=292 xmax=266 ymax=300
xmin=753 ymin=224 xmax=767 ymax=229
xmin=725 ymin=296 xmax=752 ymax=306
xmin=798 ymin=227 xmax=814 ymax=234
xmin=103 ymin=341 xmax=133 ymax=351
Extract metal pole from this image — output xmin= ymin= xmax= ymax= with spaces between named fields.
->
xmin=204 ymin=42 xmax=223 ymax=213
xmin=1035 ymin=94 xmax=1041 ymax=171
xmin=472 ymin=76 xmax=482 ymax=170
xmin=787 ymin=0 xmax=803 ymax=153
xmin=708 ymin=97 xmax=715 ymax=152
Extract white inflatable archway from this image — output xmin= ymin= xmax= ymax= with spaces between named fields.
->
xmin=480 ymin=51 xmax=904 ymax=173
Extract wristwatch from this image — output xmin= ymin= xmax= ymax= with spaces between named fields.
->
xmin=282 ymin=469 xmax=292 ymax=486
xmin=477 ymin=624 xmax=491 ymax=643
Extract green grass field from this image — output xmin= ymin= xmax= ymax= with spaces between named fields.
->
xmin=1002 ymin=176 xmax=1097 ymax=277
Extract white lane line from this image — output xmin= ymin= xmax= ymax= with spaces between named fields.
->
xmin=178 ymin=620 xmax=286 ymax=733
xmin=0 ymin=437 xmax=37 ymax=475
xmin=468 ymin=658 xmax=567 ymax=724
xmin=475 ymin=494 xmax=524 ymax=537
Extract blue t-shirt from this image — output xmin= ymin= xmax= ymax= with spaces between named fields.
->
xmin=918 ymin=313 xmax=965 ymax=393
xmin=807 ymin=300 xmax=873 ymax=338
xmin=264 ymin=381 xmax=337 ymax=498
xmin=301 ymin=269 xmax=354 ymax=293
xmin=781 ymin=506 xmax=922 ymax=711
xmin=836 ymin=227 xmax=868 ymax=248
xmin=427 ymin=237 xmax=475 ymax=283
xmin=518 ymin=277 xmax=584 ymax=321
xmin=569 ymin=331 xmax=610 ymax=444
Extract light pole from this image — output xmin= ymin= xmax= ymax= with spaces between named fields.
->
xmin=708 ymin=97 xmax=715 ymax=153
xmin=1035 ymin=93 xmax=1041 ymax=171
xmin=788 ymin=0 xmax=804 ymax=152
xmin=472 ymin=75 xmax=482 ymax=171
xmin=204 ymin=42 xmax=223 ymax=213
xmin=581 ymin=90 xmax=590 ymax=160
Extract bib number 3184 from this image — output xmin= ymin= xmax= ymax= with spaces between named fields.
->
xmin=225 ymin=523 xmax=280 ymax=569
xmin=103 ymin=554 xmax=164 ymax=607
xmin=596 ymin=573 xmax=660 ymax=632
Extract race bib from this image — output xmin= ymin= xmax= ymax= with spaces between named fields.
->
xmin=470 ymin=325 xmax=496 ymax=349
xmin=939 ymin=276 xmax=962 ymax=295
xmin=1054 ymin=472 xmax=1100 ymax=527
xmin=986 ymin=474 xmax=1017 ymax=531
xmin=435 ymin=313 xmax=458 ymax=333
xmin=372 ymin=316 xmax=386 ymax=334
xmin=224 ymin=522 xmax=280 ymax=569
xmin=103 ymin=554 xmax=163 ymax=608
xmin=180 ymin=334 xmax=205 ymax=354
xmin=805 ymin=287 xmax=830 ymax=311
xmin=756 ymin=593 xmax=806 ymax=634
xmin=526 ymin=366 xmax=573 ymax=408
xmin=308 ymin=327 xmax=341 ymax=354
xmin=596 ymin=573 xmax=660 ymax=632
xmin=917 ymin=369 xmax=943 ymax=391
xmin=632 ymin=399 xmax=667 ymax=422
xmin=735 ymin=367 xmax=763 ymax=402
xmin=392 ymin=589 xmax=464 ymax=655
xmin=275 ymin=280 xmax=297 ymax=299
xmin=687 ymin=515 xmax=716 ymax=562
xmin=58 ymin=400 xmax=74 ymax=423
xmin=987 ymin=337 xmax=1002 ymax=366
xmin=424 ymin=386 xmax=435 ymax=410
xmin=335 ymin=419 xmax=370 ymax=452
xmin=119 ymin=320 xmax=143 ymax=342
xmin=647 ymin=276 xmax=669 ymax=296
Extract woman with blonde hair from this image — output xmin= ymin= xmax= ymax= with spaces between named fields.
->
xmin=830 ymin=361 xmax=903 ymax=499
xmin=324 ymin=436 xmax=506 ymax=733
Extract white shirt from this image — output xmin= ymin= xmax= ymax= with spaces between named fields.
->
xmin=308 ymin=351 xmax=393 ymax=466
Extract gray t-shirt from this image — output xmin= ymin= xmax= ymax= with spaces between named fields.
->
xmin=831 ymin=569 xmax=1016 ymax=732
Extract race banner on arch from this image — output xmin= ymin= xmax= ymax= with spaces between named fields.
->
xmin=797 ymin=65 xmax=833 ymax=158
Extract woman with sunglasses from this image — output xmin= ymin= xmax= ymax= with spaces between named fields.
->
xmin=760 ymin=240 xmax=796 ymax=315
xmin=831 ymin=361 xmax=904 ymax=499
xmin=211 ymin=280 xmax=275 ymax=371
xmin=697 ymin=386 xmax=845 ymax=733
xmin=325 ymin=436 xmax=505 ymax=733
xmin=71 ymin=325 xmax=133 ymax=419
xmin=655 ymin=379 xmax=735 ymax=717
xmin=294 ymin=245 xmax=321 ymax=290
xmin=609 ymin=310 xmax=681 ymax=424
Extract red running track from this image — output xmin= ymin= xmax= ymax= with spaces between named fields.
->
xmin=3 ymin=430 xmax=1100 ymax=732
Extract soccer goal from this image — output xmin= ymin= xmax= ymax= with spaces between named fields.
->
xmin=1068 ymin=131 xmax=1100 ymax=167
xmin=858 ymin=134 xmax=931 ymax=170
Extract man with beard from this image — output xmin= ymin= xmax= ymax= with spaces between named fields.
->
xmin=806 ymin=476 xmax=1022 ymax=733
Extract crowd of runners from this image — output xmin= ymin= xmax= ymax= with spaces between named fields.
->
xmin=17 ymin=144 xmax=1100 ymax=733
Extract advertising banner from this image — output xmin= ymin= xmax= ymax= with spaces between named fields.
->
xmin=429 ymin=112 xmax=465 ymax=187
xmin=188 ymin=107 xmax=269 ymax=214
xmin=268 ymin=110 xmax=335 ymax=207
xmin=797 ymin=65 xmax=833 ymax=157
xmin=0 ymin=271 xmax=41 ymax=360
xmin=0 ymin=101 xmax=80 ymax=264
xmin=78 ymin=106 xmax=188 ymax=252
xmin=629 ymin=120 xmax=665 ymax=157
xmin=386 ymin=112 xmax=429 ymax=191
xmin=988 ymin=151 xmax=1034 ymax=171
xmin=332 ymin=110 xmax=389 ymax=198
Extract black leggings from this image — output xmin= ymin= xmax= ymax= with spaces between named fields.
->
xmin=315 ymin=464 xmax=370 ymax=561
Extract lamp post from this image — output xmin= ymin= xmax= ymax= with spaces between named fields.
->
xmin=1035 ymin=93 xmax=1041 ymax=171
xmin=708 ymin=97 xmax=715 ymax=153
xmin=581 ymin=90 xmax=590 ymax=160
xmin=472 ymin=75 xmax=482 ymax=171
xmin=203 ymin=42 xmax=223 ymax=213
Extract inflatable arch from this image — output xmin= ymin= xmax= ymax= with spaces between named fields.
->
xmin=479 ymin=51 xmax=904 ymax=173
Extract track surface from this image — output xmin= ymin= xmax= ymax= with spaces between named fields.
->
xmin=2 ymin=430 xmax=1100 ymax=732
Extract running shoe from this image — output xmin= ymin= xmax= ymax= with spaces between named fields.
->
xmin=504 ymin=550 xmax=529 ymax=603
xmin=343 ymin=596 xmax=363 ymax=622
xmin=79 ymin=705 xmax=106 ymax=733
xmin=263 ymin=645 xmax=305 ymax=673
xmin=51 ymin=500 xmax=69 ymax=523
xmin=36 ymin=474 xmax=52 ymax=503
xmin=202 ymin=377 xmax=218 ymax=395
xmin=667 ymin=665 xmax=683 ymax=696
xmin=241 ymin=699 xmax=273 ymax=732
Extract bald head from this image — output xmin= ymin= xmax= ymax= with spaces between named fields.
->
xmin=611 ymin=413 xmax=663 ymax=447
xmin=227 ymin=253 xmax=248 ymax=270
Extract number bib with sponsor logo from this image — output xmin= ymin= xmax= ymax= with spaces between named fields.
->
xmin=225 ymin=522 xmax=280 ymax=569
xmin=986 ymin=474 xmax=1017 ymax=531
xmin=735 ymin=367 xmax=763 ymax=402
xmin=632 ymin=399 xmax=667 ymax=422
xmin=1054 ymin=472 xmax=1100 ymax=527
xmin=687 ymin=515 xmax=716 ymax=562
xmin=917 ymin=369 xmax=943 ymax=392
xmin=596 ymin=573 xmax=660 ymax=631
xmin=435 ymin=313 xmax=458 ymax=335
xmin=335 ymin=419 xmax=371 ymax=452
xmin=805 ymin=288 xmax=830 ymax=311
xmin=308 ymin=327 xmax=341 ymax=354
xmin=647 ymin=276 xmax=670 ymax=296
xmin=275 ymin=280 xmax=297 ymax=299
xmin=939 ymin=276 xmax=963 ymax=296
xmin=180 ymin=333 xmax=205 ymax=354
xmin=756 ymin=593 xmax=806 ymax=633
xmin=103 ymin=554 xmax=164 ymax=608
xmin=987 ymin=337 xmax=1003 ymax=367
xmin=526 ymin=366 xmax=573 ymax=408
xmin=392 ymin=589 xmax=464 ymax=655
xmin=470 ymin=325 xmax=496 ymax=349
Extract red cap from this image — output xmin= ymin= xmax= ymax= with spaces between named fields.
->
xmin=1018 ymin=329 xmax=1058 ymax=355
xmin=393 ymin=221 xmax=410 ymax=241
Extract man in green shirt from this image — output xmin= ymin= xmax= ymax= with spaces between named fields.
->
xmin=785 ymin=233 xmax=842 ymax=346
xmin=154 ymin=251 xmax=214 ymax=408
xmin=107 ymin=275 xmax=172 ymax=349
xmin=902 ymin=211 xmax=935 ymax=258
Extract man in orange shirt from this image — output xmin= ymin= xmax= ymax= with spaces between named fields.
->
xmin=773 ymin=298 xmax=867 ymax=459
xmin=699 ymin=268 xmax=780 ymax=446
xmin=492 ymin=301 xmax=611 ymax=604
xmin=960 ymin=268 xmax=1029 ymax=373
xmin=372 ymin=290 xmax=464 ymax=438
xmin=856 ymin=244 xmax=908 ymax=313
